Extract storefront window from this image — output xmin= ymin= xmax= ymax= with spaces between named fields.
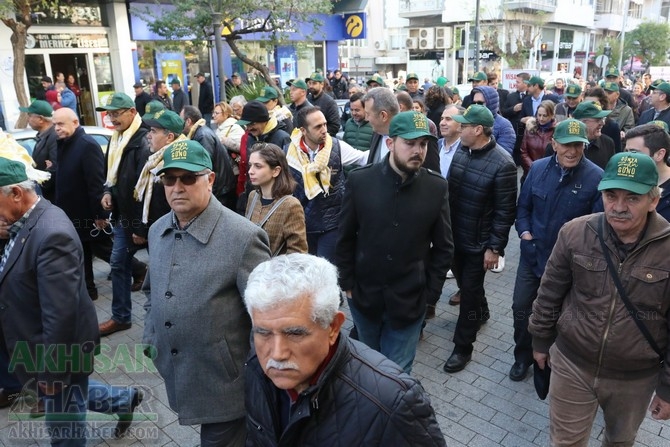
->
xmin=25 ymin=55 xmax=46 ymax=101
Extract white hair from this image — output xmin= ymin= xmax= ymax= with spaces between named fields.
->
xmin=229 ymin=95 xmax=247 ymax=107
xmin=244 ymin=253 xmax=341 ymax=328
xmin=0 ymin=179 xmax=35 ymax=195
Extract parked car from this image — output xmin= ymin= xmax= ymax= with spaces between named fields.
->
xmin=10 ymin=126 xmax=114 ymax=156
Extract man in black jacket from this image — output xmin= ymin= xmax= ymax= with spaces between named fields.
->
xmin=196 ymin=72 xmax=214 ymax=126
xmin=337 ymin=111 xmax=453 ymax=373
xmin=501 ymin=72 xmax=530 ymax=164
xmin=639 ymin=81 xmax=670 ymax=128
xmin=96 ymin=92 xmax=150 ymax=336
xmin=444 ymin=105 xmax=517 ymax=373
xmin=306 ymin=72 xmax=341 ymax=136
xmin=20 ymin=100 xmax=58 ymax=200
xmin=170 ymin=78 xmax=189 ymax=114
xmin=133 ymin=83 xmax=152 ymax=117
xmin=244 ymin=253 xmax=447 ymax=447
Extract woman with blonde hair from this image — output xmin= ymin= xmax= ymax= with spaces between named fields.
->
xmin=245 ymin=143 xmax=307 ymax=256
xmin=213 ymin=101 xmax=245 ymax=174
xmin=520 ymin=100 xmax=556 ymax=180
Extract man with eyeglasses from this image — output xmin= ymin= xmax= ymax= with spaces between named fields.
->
xmin=143 ymin=139 xmax=270 ymax=447
xmin=573 ymin=100 xmax=616 ymax=169
xmin=639 ymin=81 xmax=670 ymax=129
xmin=19 ymin=100 xmax=58 ymax=201
xmin=96 ymin=92 xmax=151 ymax=336
xmin=554 ymin=83 xmax=582 ymax=122
xmin=52 ymin=107 xmax=111 ymax=302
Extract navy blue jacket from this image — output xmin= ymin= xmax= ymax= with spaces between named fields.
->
xmin=658 ymin=178 xmax=670 ymax=223
xmin=516 ymin=155 xmax=603 ymax=277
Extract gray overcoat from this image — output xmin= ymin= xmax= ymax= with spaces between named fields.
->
xmin=143 ymin=197 xmax=270 ymax=425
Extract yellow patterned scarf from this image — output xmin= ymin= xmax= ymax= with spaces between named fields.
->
xmin=134 ymin=134 xmax=187 ymax=223
xmin=286 ymin=128 xmax=332 ymax=200
xmin=105 ymin=113 xmax=143 ymax=186
xmin=186 ymin=118 xmax=207 ymax=139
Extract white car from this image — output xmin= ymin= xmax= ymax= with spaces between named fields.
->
xmin=10 ymin=126 xmax=114 ymax=156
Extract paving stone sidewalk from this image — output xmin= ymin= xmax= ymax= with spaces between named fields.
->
xmin=1 ymin=231 xmax=669 ymax=446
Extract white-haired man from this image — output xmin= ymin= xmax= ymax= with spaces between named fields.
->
xmin=243 ymin=253 xmax=447 ymax=446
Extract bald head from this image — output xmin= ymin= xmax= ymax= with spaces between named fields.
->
xmin=53 ymin=108 xmax=79 ymax=139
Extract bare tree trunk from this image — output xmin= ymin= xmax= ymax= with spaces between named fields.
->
xmin=226 ymin=38 xmax=286 ymax=105
xmin=2 ymin=15 xmax=31 ymax=129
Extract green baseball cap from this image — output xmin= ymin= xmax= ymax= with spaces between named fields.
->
xmin=0 ymin=157 xmax=29 ymax=187
xmin=406 ymin=72 xmax=419 ymax=81
xmin=452 ymin=104 xmax=494 ymax=127
xmin=598 ymin=152 xmax=658 ymax=194
xmin=525 ymin=76 xmax=545 ymax=88
xmin=553 ymin=119 xmax=589 ymax=144
xmin=256 ymin=86 xmax=279 ymax=103
xmin=367 ymin=74 xmax=385 ymax=87
xmin=389 ymin=111 xmax=436 ymax=140
xmin=605 ymin=66 xmax=620 ymax=78
xmin=650 ymin=120 xmax=670 ymax=133
xmin=396 ymin=84 xmax=407 ymax=92
xmin=170 ymin=78 xmax=181 ymax=86
xmin=306 ymin=72 xmax=325 ymax=83
xmin=573 ymin=101 xmax=611 ymax=120
xmin=143 ymin=109 xmax=184 ymax=134
xmin=158 ymin=140 xmax=213 ymax=175
xmin=468 ymin=71 xmax=487 ymax=82
xmin=564 ymin=84 xmax=582 ymax=98
xmin=144 ymin=100 xmax=166 ymax=120
xmin=603 ymin=82 xmax=619 ymax=92
xmin=436 ymin=76 xmax=449 ymax=87
xmin=287 ymin=78 xmax=308 ymax=90
xmin=452 ymin=87 xmax=459 ymax=94
xmin=19 ymin=100 xmax=53 ymax=117
xmin=651 ymin=81 xmax=670 ymax=96
xmin=95 ymin=92 xmax=135 ymax=111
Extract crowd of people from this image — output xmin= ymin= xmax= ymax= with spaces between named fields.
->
xmin=1 ymin=64 xmax=670 ymax=446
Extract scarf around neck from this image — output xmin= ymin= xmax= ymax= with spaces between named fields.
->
xmin=105 ymin=113 xmax=143 ymax=186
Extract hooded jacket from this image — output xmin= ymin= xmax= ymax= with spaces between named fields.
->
xmin=473 ymin=86 xmax=516 ymax=154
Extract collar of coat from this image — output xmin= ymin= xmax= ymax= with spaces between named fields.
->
xmin=159 ymin=197 xmax=222 ymax=244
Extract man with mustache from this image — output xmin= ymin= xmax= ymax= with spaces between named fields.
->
xmin=336 ymin=111 xmax=453 ymax=374
xmin=529 ymin=151 xmax=670 ymax=445
xmin=244 ymin=253 xmax=447 ymax=446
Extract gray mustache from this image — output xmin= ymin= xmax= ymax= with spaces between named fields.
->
xmin=266 ymin=359 xmax=299 ymax=370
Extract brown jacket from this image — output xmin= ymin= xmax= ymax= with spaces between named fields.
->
xmin=245 ymin=191 xmax=308 ymax=256
xmin=530 ymin=212 xmax=670 ymax=399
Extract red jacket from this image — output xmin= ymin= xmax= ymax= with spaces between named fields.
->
xmin=520 ymin=121 xmax=556 ymax=175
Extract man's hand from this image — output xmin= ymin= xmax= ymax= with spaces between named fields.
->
xmin=513 ymin=103 xmax=522 ymax=112
xmin=94 ymin=219 xmax=109 ymax=231
xmin=521 ymin=233 xmax=533 ymax=241
xmin=649 ymin=394 xmax=670 ymax=420
xmin=132 ymin=234 xmax=147 ymax=245
xmin=533 ymin=351 xmax=550 ymax=370
xmin=101 ymin=193 xmax=113 ymax=211
xmin=38 ymin=381 xmax=63 ymax=396
xmin=45 ymin=160 xmax=53 ymax=169
xmin=483 ymin=249 xmax=500 ymax=270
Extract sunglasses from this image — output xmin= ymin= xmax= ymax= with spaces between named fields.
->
xmin=472 ymin=101 xmax=486 ymax=105
xmin=160 ymin=172 xmax=208 ymax=186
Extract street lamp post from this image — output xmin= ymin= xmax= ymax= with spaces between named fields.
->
xmin=353 ymin=55 xmax=361 ymax=84
xmin=211 ymin=12 xmax=226 ymax=102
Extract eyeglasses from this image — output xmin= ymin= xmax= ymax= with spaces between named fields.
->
xmin=107 ymin=109 xmax=130 ymax=119
xmin=90 ymin=214 xmax=113 ymax=237
xmin=160 ymin=172 xmax=209 ymax=186
xmin=472 ymin=101 xmax=486 ymax=105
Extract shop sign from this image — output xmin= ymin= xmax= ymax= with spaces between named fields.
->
xmin=26 ymin=34 xmax=109 ymax=50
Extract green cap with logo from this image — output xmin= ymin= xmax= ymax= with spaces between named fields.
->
xmin=603 ymin=81 xmax=619 ymax=92
xmin=468 ymin=71 xmax=487 ymax=82
xmin=525 ymin=76 xmax=545 ymax=88
xmin=573 ymin=101 xmax=611 ymax=119
xmin=95 ymin=92 xmax=135 ymax=111
xmin=553 ymin=119 xmax=589 ymax=144
xmin=598 ymin=152 xmax=658 ymax=194
xmin=564 ymin=84 xmax=582 ymax=98
xmin=406 ymin=72 xmax=419 ymax=81
xmin=287 ymin=78 xmax=308 ymax=90
xmin=143 ymin=109 xmax=184 ymax=134
xmin=389 ymin=111 xmax=437 ymax=140
xmin=650 ymin=120 xmax=670 ymax=133
xmin=256 ymin=86 xmax=279 ymax=103
xmin=306 ymin=72 xmax=325 ymax=83
xmin=19 ymin=100 xmax=53 ymax=117
xmin=0 ymin=157 xmax=28 ymax=187
xmin=605 ymin=66 xmax=620 ymax=78
xmin=395 ymin=84 xmax=407 ymax=92
xmin=436 ymin=76 xmax=449 ymax=87
xmin=144 ymin=100 xmax=166 ymax=120
xmin=452 ymin=104 xmax=494 ymax=127
xmin=651 ymin=81 xmax=670 ymax=96
xmin=367 ymin=74 xmax=385 ymax=86
xmin=158 ymin=140 xmax=213 ymax=175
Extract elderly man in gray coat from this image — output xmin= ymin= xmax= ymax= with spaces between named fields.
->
xmin=142 ymin=140 xmax=270 ymax=447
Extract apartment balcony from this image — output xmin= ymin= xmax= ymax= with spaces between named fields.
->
xmin=505 ymin=0 xmax=556 ymax=13
xmin=399 ymin=0 xmax=443 ymax=18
